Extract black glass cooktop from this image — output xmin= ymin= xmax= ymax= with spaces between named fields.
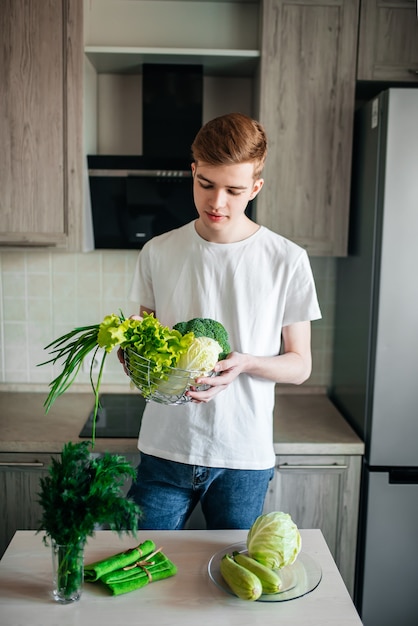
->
xmin=79 ymin=393 xmax=146 ymax=439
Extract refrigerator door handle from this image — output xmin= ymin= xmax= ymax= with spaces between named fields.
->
xmin=277 ymin=463 xmax=348 ymax=470
xmin=389 ymin=468 xmax=418 ymax=484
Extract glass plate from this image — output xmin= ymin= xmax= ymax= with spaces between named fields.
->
xmin=208 ymin=542 xmax=322 ymax=602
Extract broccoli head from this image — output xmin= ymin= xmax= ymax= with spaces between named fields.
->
xmin=173 ymin=318 xmax=231 ymax=360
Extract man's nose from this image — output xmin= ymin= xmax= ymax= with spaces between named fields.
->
xmin=210 ymin=189 xmax=227 ymax=209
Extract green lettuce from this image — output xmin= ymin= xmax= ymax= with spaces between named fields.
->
xmin=121 ymin=313 xmax=194 ymax=375
xmin=247 ymin=512 xmax=302 ymax=570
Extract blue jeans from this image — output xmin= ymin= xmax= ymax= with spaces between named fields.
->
xmin=127 ymin=453 xmax=274 ymax=530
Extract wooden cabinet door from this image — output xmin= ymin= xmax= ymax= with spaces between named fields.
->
xmin=263 ymin=454 xmax=361 ymax=596
xmin=0 ymin=0 xmax=83 ymax=249
xmin=357 ymin=0 xmax=418 ymax=81
xmin=0 ymin=454 xmax=54 ymax=558
xmin=257 ymin=0 xmax=359 ymax=256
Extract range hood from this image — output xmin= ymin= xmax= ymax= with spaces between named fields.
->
xmin=142 ymin=63 xmax=203 ymax=160
xmin=87 ymin=64 xmax=203 ymax=249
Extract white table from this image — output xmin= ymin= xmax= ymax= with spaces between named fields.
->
xmin=0 ymin=529 xmax=363 ymax=626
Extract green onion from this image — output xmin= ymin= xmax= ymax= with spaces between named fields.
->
xmin=38 ymin=324 xmax=106 ymax=445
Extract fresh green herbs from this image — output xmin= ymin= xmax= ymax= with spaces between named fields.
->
xmin=38 ymin=440 xmax=141 ymax=547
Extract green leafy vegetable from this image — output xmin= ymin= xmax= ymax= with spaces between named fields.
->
xmin=246 ymin=512 xmax=302 ymax=570
xmin=121 ymin=314 xmax=196 ymax=400
xmin=37 ymin=440 xmax=141 ymax=546
xmin=173 ymin=318 xmax=231 ymax=360
xmin=121 ymin=313 xmax=194 ymax=375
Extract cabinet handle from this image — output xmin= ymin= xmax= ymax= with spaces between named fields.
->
xmin=277 ymin=464 xmax=348 ymax=470
xmin=0 ymin=462 xmax=45 ymax=467
xmin=408 ymin=69 xmax=418 ymax=75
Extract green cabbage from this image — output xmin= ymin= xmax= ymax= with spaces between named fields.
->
xmin=176 ymin=336 xmax=222 ymax=373
xmin=153 ymin=336 xmax=222 ymax=397
xmin=247 ymin=512 xmax=302 ymax=570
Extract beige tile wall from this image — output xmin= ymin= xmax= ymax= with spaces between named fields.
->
xmin=0 ymin=251 xmax=335 ymax=389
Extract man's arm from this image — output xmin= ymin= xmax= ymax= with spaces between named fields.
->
xmin=236 ymin=320 xmax=312 ymax=385
xmin=187 ymin=321 xmax=312 ymax=402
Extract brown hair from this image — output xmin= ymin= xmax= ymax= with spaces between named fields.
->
xmin=191 ymin=112 xmax=267 ymax=179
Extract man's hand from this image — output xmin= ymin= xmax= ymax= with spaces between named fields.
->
xmin=186 ymin=352 xmax=247 ymax=403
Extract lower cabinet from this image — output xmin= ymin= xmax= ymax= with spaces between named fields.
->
xmin=263 ymin=454 xmax=362 ymax=597
xmin=0 ymin=453 xmax=55 ymax=559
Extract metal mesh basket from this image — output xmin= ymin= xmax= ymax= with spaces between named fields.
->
xmin=123 ymin=345 xmax=213 ymax=405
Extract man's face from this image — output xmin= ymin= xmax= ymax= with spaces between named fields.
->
xmin=191 ymin=161 xmax=263 ymax=242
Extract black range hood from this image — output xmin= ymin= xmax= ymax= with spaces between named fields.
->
xmin=142 ymin=63 xmax=203 ymax=160
xmin=88 ymin=63 xmax=203 ymax=249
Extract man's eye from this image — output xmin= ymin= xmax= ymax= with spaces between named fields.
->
xmin=228 ymin=189 xmax=241 ymax=196
xmin=199 ymin=182 xmax=212 ymax=190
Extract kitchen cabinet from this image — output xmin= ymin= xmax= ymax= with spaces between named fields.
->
xmin=0 ymin=453 xmax=55 ymax=558
xmin=257 ymin=0 xmax=359 ymax=256
xmin=263 ymin=454 xmax=361 ymax=597
xmin=0 ymin=0 xmax=83 ymax=249
xmin=357 ymin=0 xmax=418 ymax=81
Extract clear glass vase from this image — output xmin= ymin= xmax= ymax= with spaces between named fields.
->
xmin=51 ymin=541 xmax=85 ymax=604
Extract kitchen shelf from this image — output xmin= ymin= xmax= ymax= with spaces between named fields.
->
xmin=85 ymin=46 xmax=260 ymax=77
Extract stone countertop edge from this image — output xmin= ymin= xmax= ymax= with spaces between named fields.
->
xmin=0 ymin=387 xmax=364 ymax=456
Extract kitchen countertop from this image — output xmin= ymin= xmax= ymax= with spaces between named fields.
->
xmin=0 ymin=388 xmax=364 ymax=456
xmin=0 ymin=529 xmax=363 ymax=626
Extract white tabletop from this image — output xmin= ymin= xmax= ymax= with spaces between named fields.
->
xmin=0 ymin=529 xmax=363 ymax=626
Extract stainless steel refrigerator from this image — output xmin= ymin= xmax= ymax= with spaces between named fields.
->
xmin=331 ymin=88 xmax=418 ymax=626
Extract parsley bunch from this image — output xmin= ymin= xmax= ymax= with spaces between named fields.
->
xmin=38 ymin=441 xmax=141 ymax=546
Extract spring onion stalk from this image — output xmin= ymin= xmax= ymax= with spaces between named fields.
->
xmin=38 ymin=323 xmax=106 ymax=445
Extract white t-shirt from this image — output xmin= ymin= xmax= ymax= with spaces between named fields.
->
xmin=129 ymin=221 xmax=321 ymax=470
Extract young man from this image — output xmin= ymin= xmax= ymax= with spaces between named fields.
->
xmin=125 ymin=112 xmax=321 ymax=529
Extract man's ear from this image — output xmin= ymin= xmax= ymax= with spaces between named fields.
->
xmin=191 ymin=162 xmax=196 ymax=176
xmin=250 ymin=178 xmax=264 ymax=200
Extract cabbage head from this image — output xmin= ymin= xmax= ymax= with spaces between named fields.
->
xmin=247 ymin=512 xmax=301 ymax=569
xmin=176 ymin=336 xmax=222 ymax=373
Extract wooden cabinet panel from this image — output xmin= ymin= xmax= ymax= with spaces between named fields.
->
xmin=357 ymin=0 xmax=418 ymax=81
xmin=257 ymin=0 xmax=359 ymax=256
xmin=0 ymin=0 xmax=83 ymax=249
xmin=263 ymin=454 xmax=361 ymax=597
xmin=0 ymin=454 xmax=55 ymax=558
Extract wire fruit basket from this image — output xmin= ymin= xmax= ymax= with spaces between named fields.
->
xmin=123 ymin=345 xmax=214 ymax=405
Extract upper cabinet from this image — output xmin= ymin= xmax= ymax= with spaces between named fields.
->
xmin=257 ymin=0 xmax=359 ymax=256
xmin=357 ymin=0 xmax=418 ymax=81
xmin=0 ymin=0 xmax=83 ymax=250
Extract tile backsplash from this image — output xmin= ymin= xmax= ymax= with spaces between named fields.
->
xmin=0 ymin=250 xmax=335 ymax=390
